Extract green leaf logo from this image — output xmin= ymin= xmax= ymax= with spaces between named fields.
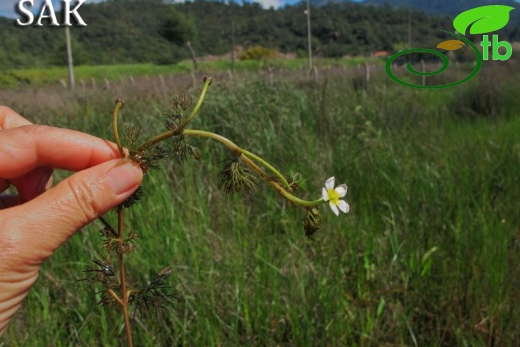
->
xmin=453 ymin=5 xmax=514 ymax=35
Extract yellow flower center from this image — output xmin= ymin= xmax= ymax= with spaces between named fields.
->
xmin=327 ymin=188 xmax=340 ymax=205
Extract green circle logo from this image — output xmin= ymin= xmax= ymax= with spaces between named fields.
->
xmin=385 ymin=31 xmax=482 ymax=89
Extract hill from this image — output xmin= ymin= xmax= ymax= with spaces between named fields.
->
xmin=360 ymin=0 xmax=519 ymax=17
xmin=0 ymin=0 xmax=518 ymax=69
xmin=310 ymin=0 xmax=519 ymax=18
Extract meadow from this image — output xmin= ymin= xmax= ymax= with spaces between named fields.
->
xmin=1 ymin=61 xmax=520 ymax=346
xmin=0 ymin=57 xmax=382 ymax=89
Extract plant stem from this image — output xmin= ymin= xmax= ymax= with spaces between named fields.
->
xmin=112 ymin=101 xmax=133 ymax=346
xmin=112 ymin=99 xmax=126 ymax=158
xmin=137 ymin=124 xmax=324 ymax=208
xmin=117 ymin=208 xmax=133 ymax=347
xmin=107 ymin=289 xmax=123 ymax=306
xmin=135 ymin=78 xmax=212 ymax=152
xmin=240 ymin=148 xmax=292 ymax=191
xmin=135 ymin=129 xmax=175 ymax=152
xmin=183 ymin=129 xmax=323 ymax=207
xmin=98 ymin=216 xmax=118 ymax=237
xmin=183 ymin=77 xmax=212 ymax=127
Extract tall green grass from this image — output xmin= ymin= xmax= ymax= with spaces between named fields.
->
xmin=2 ymin=65 xmax=520 ymax=346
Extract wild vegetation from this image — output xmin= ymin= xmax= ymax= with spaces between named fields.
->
xmin=0 ymin=57 xmax=385 ymax=89
xmin=1 ymin=59 xmax=519 ymax=345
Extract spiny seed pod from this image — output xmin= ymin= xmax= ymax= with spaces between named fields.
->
xmin=218 ymin=159 xmax=257 ymax=195
xmin=303 ymin=207 xmax=322 ymax=238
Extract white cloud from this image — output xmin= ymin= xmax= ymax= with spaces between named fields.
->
xmin=254 ymin=0 xmax=283 ymax=9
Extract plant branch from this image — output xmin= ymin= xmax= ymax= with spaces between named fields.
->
xmin=180 ymin=77 xmax=212 ymax=130
xmin=240 ymin=148 xmax=292 ymax=191
xmin=116 ymin=208 xmax=133 ymax=347
xmin=98 ymin=216 xmax=118 ymax=238
xmin=107 ymin=288 xmax=123 ymax=306
xmin=138 ymin=127 xmax=323 ymax=207
xmin=111 ymin=98 xmax=133 ymax=346
xmin=135 ymin=77 xmax=212 ymax=152
xmin=184 ymin=129 xmax=323 ymax=207
xmin=112 ymin=99 xmax=126 ymax=158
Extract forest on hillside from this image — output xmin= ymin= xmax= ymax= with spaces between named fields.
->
xmin=0 ymin=0 xmax=518 ymax=68
xmin=361 ymin=0 xmax=520 ymax=17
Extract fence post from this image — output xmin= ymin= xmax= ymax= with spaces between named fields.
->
xmin=421 ymin=59 xmax=426 ymax=86
xmin=364 ymin=63 xmax=370 ymax=85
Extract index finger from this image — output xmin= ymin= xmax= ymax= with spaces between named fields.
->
xmin=0 ymin=125 xmax=121 ymax=179
xmin=0 ymin=106 xmax=33 ymax=129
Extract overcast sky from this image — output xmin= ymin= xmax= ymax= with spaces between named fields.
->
xmin=0 ymin=0 xmax=305 ymax=18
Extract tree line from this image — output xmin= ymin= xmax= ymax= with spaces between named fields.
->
xmin=0 ymin=0 xmax=517 ymax=69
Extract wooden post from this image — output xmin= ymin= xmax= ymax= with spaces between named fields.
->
xmin=186 ymin=41 xmax=198 ymax=71
xmin=306 ymin=0 xmax=313 ymax=74
xmin=65 ymin=26 xmax=75 ymax=90
xmin=231 ymin=20 xmax=235 ymax=76
xmin=421 ymin=59 xmax=426 ymax=86
xmin=190 ymin=72 xmax=197 ymax=89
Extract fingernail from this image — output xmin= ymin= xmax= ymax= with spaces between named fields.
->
xmin=106 ymin=161 xmax=142 ymax=195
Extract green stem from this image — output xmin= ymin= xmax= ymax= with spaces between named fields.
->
xmin=136 ymin=129 xmax=175 ymax=152
xmin=137 ymin=127 xmax=324 ymax=208
xmin=185 ymin=77 xmax=212 ymax=125
xmin=184 ymin=129 xmax=238 ymax=152
xmin=175 ymin=77 xmax=212 ymax=134
xmin=112 ymin=99 xmax=126 ymax=158
xmin=240 ymin=149 xmax=292 ymax=191
xmin=280 ymin=192 xmax=324 ymax=207
xmin=135 ymin=78 xmax=212 ymax=152
xmin=183 ymin=129 xmax=323 ymax=207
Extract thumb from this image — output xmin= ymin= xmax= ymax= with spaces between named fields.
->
xmin=2 ymin=159 xmax=143 ymax=265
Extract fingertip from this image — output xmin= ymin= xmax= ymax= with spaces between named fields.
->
xmin=106 ymin=160 xmax=143 ymax=197
xmin=0 ymin=106 xmax=33 ymax=129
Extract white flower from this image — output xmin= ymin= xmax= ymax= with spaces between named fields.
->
xmin=321 ymin=176 xmax=349 ymax=216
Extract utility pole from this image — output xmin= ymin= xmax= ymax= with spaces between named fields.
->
xmin=407 ymin=0 xmax=412 ymax=50
xmin=407 ymin=10 xmax=411 ymax=49
xmin=65 ymin=23 xmax=75 ymax=89
xmin=231 ymin=19 xmax=235 ymax=75
xmin=306 ymin=0 xmax=313 ymax=72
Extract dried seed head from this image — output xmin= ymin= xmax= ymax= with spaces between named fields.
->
xmin=303 ymin=207 xmax=322 ymax=238
xmin=218 ymin=159 xmax=257 ymax=195
xmin=203 ymin=76 xmax=213 ymax=85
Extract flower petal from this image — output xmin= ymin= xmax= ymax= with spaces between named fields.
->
xmin=322 ymin=187 xmax=329 ymax=201
xmin=335 ymin=184 xmax=347 ymax=198
xmin=338 ymin=200 xmax=349 ymax=214
xmin=325 ymin=176 xmax=335 ymax=191
xmin=329 ymin=202 xmax=339 ymax=216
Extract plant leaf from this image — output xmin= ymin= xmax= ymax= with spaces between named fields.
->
xmin=453 ymin=5 xmax=514 ymax=35
xmin=437 ymin=40 xmax=465 ymax=51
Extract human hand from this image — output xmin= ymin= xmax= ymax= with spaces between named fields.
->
xmin=0 ymin=106 xmax=143 ymax=335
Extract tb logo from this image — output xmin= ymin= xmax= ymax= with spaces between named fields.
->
xmin=386 ymin=5 xmax=515 ymax=89
xmin=480 ymin=35 xmax=512 ymax=61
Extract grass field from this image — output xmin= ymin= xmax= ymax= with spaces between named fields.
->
xmin=0 ymin=57 xmax=383 ymax=89
xmin=1 ymin=61 xmax=520 ymax=346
